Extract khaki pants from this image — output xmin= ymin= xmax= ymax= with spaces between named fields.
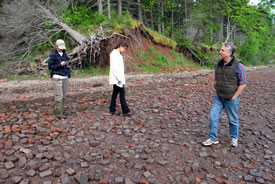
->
xmin=52 ymin=78 xmax=69 ymax=102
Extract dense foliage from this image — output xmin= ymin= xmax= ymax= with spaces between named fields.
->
xmin=0 ymin=0 xmax=274 ymax=78
xmin=60 ymin=0 xmax=275 ymax=65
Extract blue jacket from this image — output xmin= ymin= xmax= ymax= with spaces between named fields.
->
xmin=48 ymin=50 xmax=71 ymax=78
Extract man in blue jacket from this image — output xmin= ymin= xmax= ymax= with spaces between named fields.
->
xmin=48 ymin=39 xmax=71 ymax=119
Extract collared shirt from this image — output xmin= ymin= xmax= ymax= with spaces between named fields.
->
xmin=235 ymin=63 xmax=247 ymax=85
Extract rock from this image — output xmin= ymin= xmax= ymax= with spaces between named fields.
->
xmin=19 ymin=179 xmax=30 ymax=184
xmin=39 ymin=170 xmax=52 ymax=178
xmin=213 ymin=161 xmax=221 ymax=168
xmin=0 ymin=169 xmax=9 ymax=179
xmin=206 ymin=174 xmax=215 ymax=179
xmin=83 ymin=155 xmax=92 ymax=162
xmin=224 ymin=180 xmax=234 ymax=184
xmin=94 ymin=170 xmax=104 ymax=181
xmin=214 ymin=177 xmax=224 ymax=183
xmin=61 ymin=176 xmax=72 ymax=184
xmin=134 ymin=163 xmax=143 ymax=170
xmin=139 ymin=178 xmax=149 ymax=184
xmin=199 ymin=152 xmax=208 ymax=157
xmin=125 ymin=178 xmax=134 ymax=184
xmin=114 ymin=176 xmax=124 ymax=184
xmin=4 ymin=140 xmax=13 ymax=149
xmin=255 ymin=177 xmax=265 ymax=184
xmin=18 ymin=156 xmax=27 ymax=167
xmin=244 ymin=175 xmax=254 ymax=182
xmin=249 ymin=170 xmax=263 ymax=177
xmin=66 ymin=168 xmax=75 ymax=176
xmin=99 ymin=177 xmax=108 ymax=184
xmin=4 ymin=161 xmax=15 ymax=170
xmin=74 ymin=172 xmax=89 ymax=184
xmin=80 ymin=162 xmax=89 ymax=168
xmin=26 ymin=169 xmax=36 ymax=177
xmin=26 ymin=152 xmax=33 ymax=159
xmin=121 ymin=152 xmax=130 ymax=159
xmin=12 ymin=176 xmax=22 ymax=183
xmin=157 ymin=160 xmax=167 ymax=166
xmin=262 ymin=174 xmax=273 ymax=182
xmin=89 ymin=141 xmax=99 ymax=147
xmin=209 ymin=153 xmax=218 ymax=159
xmin=99 ymin=160 xmax=110 ymax=166
xmin=39 ymin=164 xmax=50 ymax=172
xmin=143 ymin=171 xmax=152 ymax=179
xmin=43 ymin=181 xmax=52 ymax=184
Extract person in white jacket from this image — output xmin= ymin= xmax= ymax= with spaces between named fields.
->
xmin=109 ymin=42 xmax=133 ymax=117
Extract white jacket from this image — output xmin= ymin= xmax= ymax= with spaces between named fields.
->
xmin=109 ymin=49 xmax=126 ymax=85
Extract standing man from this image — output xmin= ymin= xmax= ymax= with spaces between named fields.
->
xmin=48 ymin=39 xmax=71 ymax=119
xmin=202 ymin=42 xmax=247 ymax=147
xmin=109 ymin=42 xmax=133 ymax=117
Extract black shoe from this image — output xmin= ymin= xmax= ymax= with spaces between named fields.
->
xmin=123 ymin=111 xmax=134 ymax=117
xmin=110 ymin=111 xmax=121 ymax=116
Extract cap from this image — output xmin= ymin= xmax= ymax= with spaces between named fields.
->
xmin=56 ymin=39 xmax=66 ymax=50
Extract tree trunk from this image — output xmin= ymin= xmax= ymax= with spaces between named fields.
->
xmin=118 ymin=0 xmax=122 ymax=16
xmin=184 ymin=0 xmax=187 ymax=22
xmin=107 ymin=0 xmax=111 ymax=20
xmin=161 ymin=0 xmax=164 ymax=32
xmin=226 ymin=15 xmax=230 ymax=41
xmin=98 ymin=0 xmax=103 ymax=14
xmin=150 ymin=10 xmax=154 ymax=28
xmin=158 ymin=0 xmax=162 ymax=33
xmin=138 ymin=0 xmax=143 ymax=22
xmin=233 ymin=25 xmax=236 ymax=42
xmin=210 ymin=1 xmax=213 ymax=42
xmin=225 ymin=24 xmax=236 ymax=42
xmin=219 ymin=16 xmax=224 ymax=42
xmin=143 ymin=10 xmax=148 ymax=26
xmin=171 ymin=10 xmax=174 ymax=38
xmin=36 ymin=2 xmax=87 ymax=44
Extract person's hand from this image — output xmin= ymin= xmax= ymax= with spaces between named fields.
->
xmin=61 ymin=61 xmax=68 ymax=66
xmin=231 ymin=96 xmax=237 ymax=100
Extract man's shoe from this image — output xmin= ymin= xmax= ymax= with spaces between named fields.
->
xmin=231 ymin=138 xmax=238 ymax=147
xmin=202 ymin=138 xmax=219 ymax=146
xmin=110 ymin=111 xmax=121 ymax=116
xmin=123 ymin=111 xmax=134 ymax=117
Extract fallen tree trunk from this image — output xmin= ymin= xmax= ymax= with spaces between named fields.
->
xmin=35 ymin=1 xmax=87 ymax=45
xmin=36 ymin=1 xmax=135 ymax=69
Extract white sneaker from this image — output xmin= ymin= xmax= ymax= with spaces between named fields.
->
xmin=202 ymin=138 xmax=219 ymax=146
xmin=231 ymin=138 xmax=238 ymax=147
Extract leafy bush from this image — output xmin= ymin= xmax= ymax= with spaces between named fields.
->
xmin=146 ymin=28 xmax=177 ymax=49
xmin=176 ymin=38 xmax=210 ymax=66
xmin=72 ymin=65 xmax=109 ymax=77
xmin=103 ymin=10 xmax=137 ymax=33
xmin=142 ymin=66 xmax=160 ymax=72
xmin=63 ymin=6 xmax=107 ymax=34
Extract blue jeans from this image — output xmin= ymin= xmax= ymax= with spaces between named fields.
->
xmin=208 ymin=94 xmax=240 ymax=140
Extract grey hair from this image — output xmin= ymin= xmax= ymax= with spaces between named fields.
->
xmin=222 ymin=42 xmax=236 ymax=56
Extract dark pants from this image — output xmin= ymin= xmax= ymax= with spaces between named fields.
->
xmin=109 ymin=85 xmax=130 ymax=114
